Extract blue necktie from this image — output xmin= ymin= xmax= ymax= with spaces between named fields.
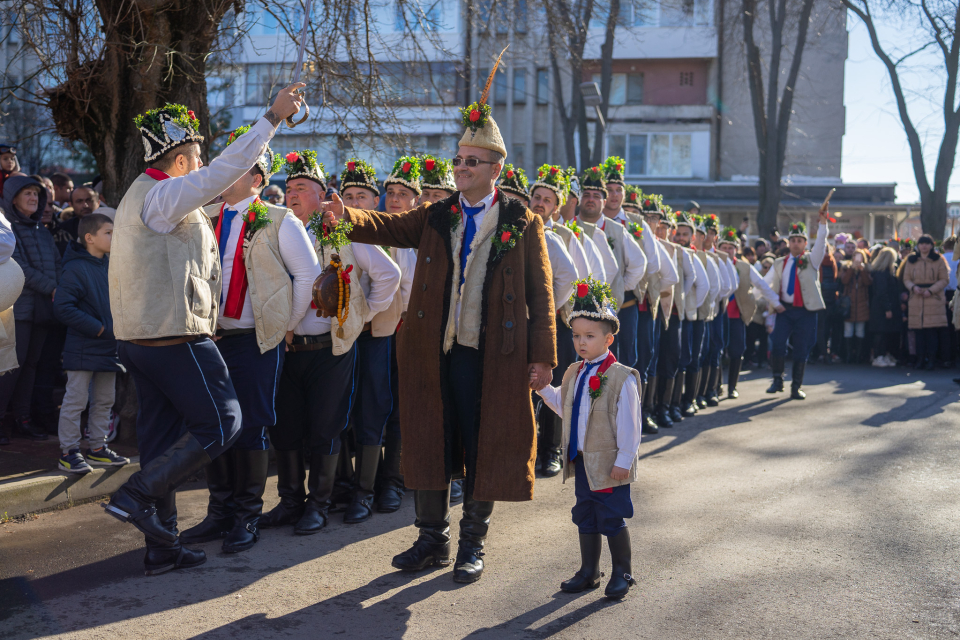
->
xmin=459 ymin=204 xmax=483 ymax=288
xmin=219 ymin=208 xmax=237 ymax=303
xmin=786 ymin=256 xmax=797 ymax=297
xmin=569 ymin=361 xmax=599 ymax=461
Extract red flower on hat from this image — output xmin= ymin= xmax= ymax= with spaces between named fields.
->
xmin=402 ymin=161 xmax=412 ymax=173
xmin=592 ymin=166 xmax=599 ymax=172
xmin=630 ymin=193 xmax=637 ymax=201
xmin=347 ymin=161 xmax=356 ymax=172
xmin=550 ymin=166 xmax=558 ymax=175
xmin=228 ymin=133 xmax=236 ymax=142
xmin=577 ymin=283 xmax=589 ymax=298
xmin=425 ymin=158 xmax=435 ymax=171
xmin=588 ymin=375 xmax=602 ymax=391
xmin=285 ymin=152 xmax=299 ymax=163
xmin=617 ymin=163 xmax=623 ymax=171
xmin=506 ymin=170 xmax=514 ymax=178
xmin=538 ymin=170 xmax=544 ymax=178
xmin=500 ymin=231 xmax=512 ymax=244
xmin=470 ymin=109 xmax=480 ymax=122
xmin=187 ymin=110 xmax=196 ymax=120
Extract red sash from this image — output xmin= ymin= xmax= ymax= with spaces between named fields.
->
xmin=214 ymin=201 xmax=250 ymax=319
xmin=793 ymin=257 xmax=805 ymax=308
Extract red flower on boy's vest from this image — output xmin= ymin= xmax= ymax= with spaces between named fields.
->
xmin=285 ymin=152 xmax=299 ymax=163
xmin=425 ymin=158 xmax=436 ymax=171
xmin=577 ymin=283 xmax=589 ymax=298
xmin=500 ymin=231 xmax=512 ymax=244
xmin=589 ymin=376 xmax=602 ymax=391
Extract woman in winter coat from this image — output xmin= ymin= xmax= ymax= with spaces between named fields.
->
xmin=0 ymin=175 xmax=59 ymax=440
xmin=868 ymin=247 xmax=903 ymax=366
xmin=901 ymin=235 xmax=949 ymax=370
xmin=839 ymin=248 xmax=872 ymax=363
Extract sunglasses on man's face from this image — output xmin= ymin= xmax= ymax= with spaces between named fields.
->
xmin=452 ymin=157 xmax=498 ymax=167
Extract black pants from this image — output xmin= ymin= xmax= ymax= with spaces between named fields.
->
xmin=745 ymin=321 xmax=767 ymax=364
xmin=272 ymin=340 xmax=357 ymax=456
xmin=656 ymin=313 xmax=681 ymax=380
xmin=872 ymin=330 xmax=899 ymax=357
xmin=0 ymin=321 xmax=49 ymax=418
xmin=351 ymin=332 xmax=393 ymax=447
xmin=915 ymin=327 xmax=939 ymax=363
xmin=446 ymin=344 xmax=482 ymax=494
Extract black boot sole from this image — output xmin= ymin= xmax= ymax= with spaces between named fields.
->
xmin=144 ymin=549 xmax=207 ymax=576
xmin=222 ymin=537 xmax=259 ymax=553
xmin=391 ymin=556 xmax=452 ymax=571
xmin=560 ymin=575 xmax=602 ymax=593
xmin=259 ymin=507 xmax=305 ymax=529
xmin=453 ymin=570 xmax=483 ymax=584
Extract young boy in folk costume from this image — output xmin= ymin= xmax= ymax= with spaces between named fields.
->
xmin=529 ymin=164 xmax=579 ymax=477
xmin=537 ymin=276 xmax=642 ymax=600
xmin=716 ymin=226 xmax=781 ymax=399
xmin=763 ymin=209 xmax=830 ymax=399
xmin=419 ymin=155 xmax=457 ymax=206
xmin=498 ymin=164 xmax=530 ymax=207
xmin=183 ymin=130 xmax=319 ymax=554
xmin=262 ymin=152 xmax=399 ymax=536
xmin=378 ymin=156 xmax=424 ymax=510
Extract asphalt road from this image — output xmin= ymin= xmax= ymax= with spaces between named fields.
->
xmin=2 ymin=365 xmax=960 ymax=639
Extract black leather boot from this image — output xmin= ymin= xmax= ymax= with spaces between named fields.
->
xmin=705 ymin=367 xmax=720 ymax=406
xmin=541 ymin=448 xmax=563 ymax=478
xmin=604 ymin=528 xmax=637 ymax=600
xmin=180 ymin=451 xmax=235 ymax=544
xmin=344 ymin=445 xmax=381 ymax=524
xmin=454 ymin=491 xmax=495 ymax=583
xmin=260 ymin=448 xmax=306 ymax=528
xmin=669 ymin=372 xmax=684 ymax=423
xmin=560 ymin=533 xmax=603 ymax=593
xmin=540 ymin=418 xmax=563 ymax=478
xmin=681 ymin=369 xmax=699 ymax=416
xmin=143 ymin=492 xmax=206 ymax=576
xmin=376 ymin=434 xmax=405 ymax=513
xmin=767 ymin=356 xmax=785 ymax=393
xmin=222 ymin=448 xmax=269 ymax=553
xmin=695 ymin=367 xmax=709 ymax=409
xmin=392 ymin=488 xmax=453 ymax=571
xmin=103 ymin=432 xmax=212 ymax=543
xmin=656 ymin=376 xmax=674 ymax=428
xmin=727 ymin=358 xmax=742 ymax=399
xmin=641 ymin=380 xmax=659 ymax=434
xmin=331 ymin=444 xmax=354 ymax=509
xmin=294 ymin=452 xmax=338 ymax=535
xmin=791 ymin=360 xmax=807 ymax=400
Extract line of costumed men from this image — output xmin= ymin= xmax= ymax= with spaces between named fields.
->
xmin=98 ymin=74 xmax=831 ymax=578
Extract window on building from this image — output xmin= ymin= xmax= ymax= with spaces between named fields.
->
xmin=245 ymin=63 xmax=283 ymax=106
xmin=515 ymin=0 xmax=529 ymax=33
xmin=377 ymin=61 xmax=459 ymax=105
xmin=495 ymin=67 xmax=508 ymax=105
xmin=537 ymin=68 xmax=550 ymax=104
xmin=627 ymin=73 xmax=644 ymax=104
xmin=600 ymin=0 xmax=712 ymax=27
xmin=591 ymin=73 xmax=643 ymax=105
xmin=512 ymin=144 xmax=525 ymax=171
xmin=513 ymin=69 xmax=527 ymax=104
xmin=256 ymin=9 xmax=280 ymax=35
xmin=660 ymin=0 xmax=695 ymax=26
xmin=534 ymin=143 xmax=549 ymax=168
xmin=395 ymin=0 xmax=443 ymax=31
xmin=606 ymin=132 xmax=692 ymax=177
xmin=679 ymin=71 xmax=694 ymax=86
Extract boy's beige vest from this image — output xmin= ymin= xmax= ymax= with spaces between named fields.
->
xmin=315 ymin=241 xmax=370 ymax=356
xmin=733 ymin=259 xmax=758 ymax=323
xmin=769 ymin=252 xmax=826 ymax=311
xmin=560 ymin=360 xmax=641 ymax=491
xmin=658 ymin=240 xmax=685 ymax=327
xmin=202 ymin=203 xmax=295 ymax=354
xmin=697 ymin=250 xmax=718 ymax=321
xmin=551 ymin=222 xmax=577 ymax=326
xmin=581 ymin=219 xmax=626 ymax=308
xmin=110 ymin=173 xmax=220 ymax=340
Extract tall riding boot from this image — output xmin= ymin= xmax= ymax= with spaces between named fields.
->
xmin=143 ymin=492 xmax=206 ymax=576
xmin=560 ymin=533 xmax=603 ymax=593
xmin=705 ymin=367 xmax=720 ymax=407
xmin=344 ymin=445 xmax=381 ymax=524
xmin=180 ymin=451 xmax=235 ymax=544
xmin=540 ymin=418 xmax=563 ymax=478
xmin=392 ymin=487 xmax=453 ymax=571
xmin=681 ymin=369 xmax=700 ymax=416
xmin=656 ymin=376 xmax=674 ymax=428
xmin=332 ymin=441 xmax=355 ymax=508
xmin=103 ymin=432 xmax=213 ymax=543
xmin=696 ymin=367 xmax=709 ymax=408
xmin=454 ymin=490 xmax=495 ymax=583
xmin=791 ymin=359 xmax=807 ymax=400
xmin=727 ymin=358 xmax=742 ymax=399
xmin=641 ymin=378 xmax=659 ymax=434
xmin=222 ymin=448 xmax=269 ymax=553
xmin=604 ymin=528 xmax=637 ymax=600
xmin=376 ymin=434 xmax=405 ymax=513
xmin=294 ymin=452 xmax=339 ymax=535
xmin=766 ymin=355 xmax=785 ymax=393
xmin=845 ymin=337 xmax=858 ymax=364
xmin=260 ymin=448 xmax=306 ymax=528
xmin=669 ymin=372 xmax=685 ymax=423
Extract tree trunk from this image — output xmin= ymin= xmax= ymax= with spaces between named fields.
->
xmin=591 ymin=0 xmax=620 ymax=167
xmin=45 ymin=1 xmax=231 ymax=206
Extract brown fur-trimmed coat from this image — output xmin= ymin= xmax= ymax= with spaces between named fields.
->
xmin=344 ymin=192 xmax=557 ymax=502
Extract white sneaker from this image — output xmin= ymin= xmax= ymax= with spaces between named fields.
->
xmin=882 ymin=354 xmax=897 ymax=367
xmin=872 ymin=356 xmax=886 ymax=367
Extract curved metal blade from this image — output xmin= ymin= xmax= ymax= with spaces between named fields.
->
xmin=291 ymin=0 xmax=313 ymax=84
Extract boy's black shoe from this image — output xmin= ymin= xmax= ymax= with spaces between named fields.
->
xmin=604 ymin=528 xmax=637 ymax=600
xmin=561 ymin=533 xmax=603 ymax=593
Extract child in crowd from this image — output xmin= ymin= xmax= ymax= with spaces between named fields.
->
xmin=53 ymin=213 xmax=128 ymax=473
xmin=536 ymin=276 xmax=643 ymax=600
xmin=0 ymin=142 xmax=19 ymax=195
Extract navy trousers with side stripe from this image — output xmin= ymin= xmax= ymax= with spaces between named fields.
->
xmin=216 ymin=332 xmax=284 ymax=451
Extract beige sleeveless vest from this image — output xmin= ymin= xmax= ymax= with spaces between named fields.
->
xmin=551 ymin=223 xmax=577 ymax=326
xmin=315 ymin=241 xmax=370 ymax=356
xmin=697 ymin=250 xmax=717 ymax=321
xmin=771 ymin=252 xmax=826 ymax=311
xmin=203 ymin=202 xmax=295 ymax=353
xmin=733 ymin=259 xmax=758 ymax=322
xmin=659 ymin=240 xmax=684 ymax=326
xmin=110 ymin=173 xmax=220 ymax=340
xmin=559 ymin=360 xmax=641 ymax=491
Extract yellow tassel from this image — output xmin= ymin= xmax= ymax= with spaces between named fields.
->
xmin=336 ymin=326 xmax=344 ymax=339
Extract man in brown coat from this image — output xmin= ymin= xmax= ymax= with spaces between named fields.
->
xmin=321 ymin=103 xmax=556 ymax=584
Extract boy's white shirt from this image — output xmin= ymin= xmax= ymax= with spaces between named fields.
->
xmin=537 ymin=349 xmax=642 ymax=470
